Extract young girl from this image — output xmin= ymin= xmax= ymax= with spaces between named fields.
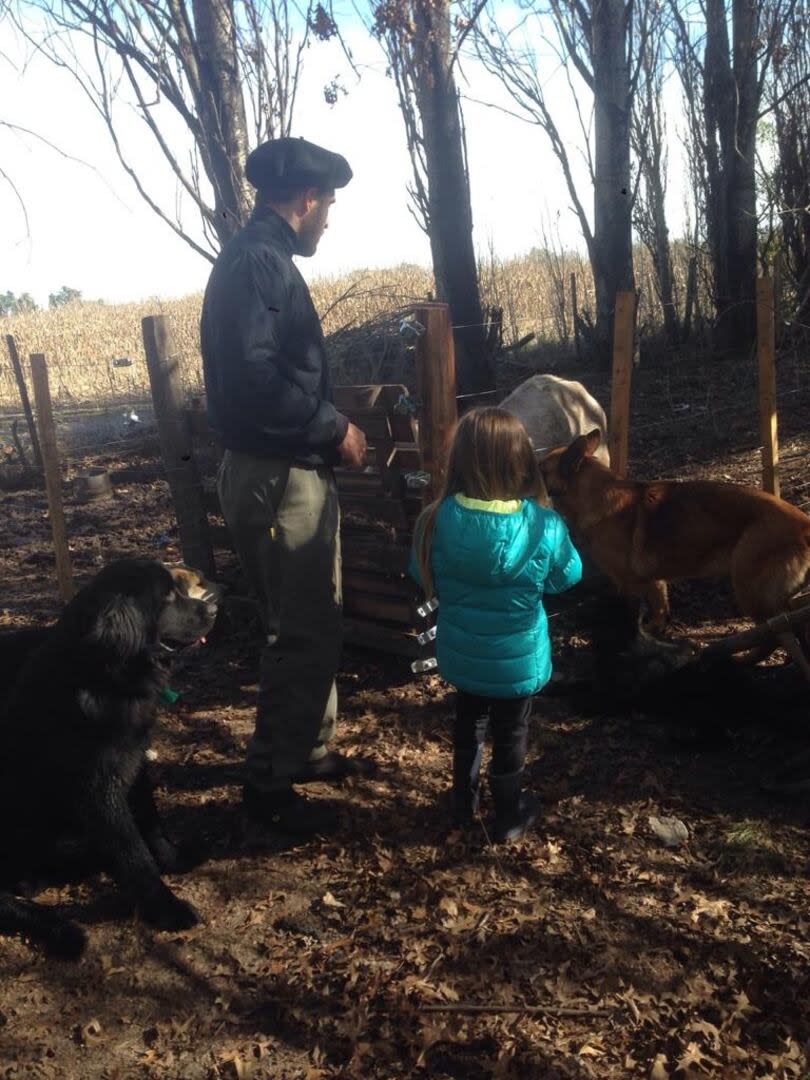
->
xmin=412 ymin=407 xmax=582 ymax=842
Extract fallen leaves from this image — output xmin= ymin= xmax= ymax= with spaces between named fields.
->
xmin=649 ymin=815 xmax=690 ymax=848
xmin=3 ymin=445 xmax=810 ymax=1079
xmin=321 ymin=891 xmax=345 ymax=909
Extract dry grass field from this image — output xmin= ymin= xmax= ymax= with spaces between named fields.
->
xmin=0 ymin=247 xmax=700 ymax=409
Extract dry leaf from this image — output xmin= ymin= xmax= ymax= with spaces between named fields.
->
xmin=675 ymin=1040 xmax=714 ymax=1074
xmin=690 ymin=895 xmax=731 ymax=923
xmin=649 ymin=1052 xmax=670 ymax=1079
xmin=578 ymin=1042 xmax=605 ymax=1057
xmin=322 ymin=891 xmax=345 ymax=908
xmin=648 ymin=815 xmax=689 ymax=847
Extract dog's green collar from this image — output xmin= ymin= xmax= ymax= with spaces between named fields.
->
xmin=160 ymin=686 xmax=180 ymax=705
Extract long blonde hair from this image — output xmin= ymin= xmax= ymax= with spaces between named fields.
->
xmin=414 ymin=407 xmax=543 ymax=597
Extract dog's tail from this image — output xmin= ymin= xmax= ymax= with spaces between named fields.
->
xmin=0 ymin=892 xmax=86 ymax=960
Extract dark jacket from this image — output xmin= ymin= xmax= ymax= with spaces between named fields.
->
xmin=200 ymin=207 xmax=348 ymax=465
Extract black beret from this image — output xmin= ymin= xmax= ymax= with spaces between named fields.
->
xmin=245 ymin=137 xmax=352 ymax=192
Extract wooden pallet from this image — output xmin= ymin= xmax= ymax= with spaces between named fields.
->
xmin=181 ymin=384 xmax=427 ymax=656
xmin=142 ymin=308 xmax=458 ymax=658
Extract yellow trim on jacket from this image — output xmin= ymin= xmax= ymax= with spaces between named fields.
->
xmin=454 ymin=494 xmax=523 ymax=514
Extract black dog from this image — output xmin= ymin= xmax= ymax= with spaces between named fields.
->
xmin=0 ymin=558 xmax=217 ymax=958
xmin=0 ymin=625 xmax=50 ymax=696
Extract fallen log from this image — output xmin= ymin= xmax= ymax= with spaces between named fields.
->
xmin=702 ymin=601 xmax=810 ymax=658
xmin=701 ymin=600 xmax=810 ymax=685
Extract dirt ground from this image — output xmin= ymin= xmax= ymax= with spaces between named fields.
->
xmin=1 ymin=349 xmax=810 ymax=1079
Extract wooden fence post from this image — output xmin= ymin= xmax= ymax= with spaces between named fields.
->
xmin=609 ymin=290 xmax=635 ymax=478
xmin=756 ymin=276 xmax=780 ymax=497
xmin=30 ymin=354 xmax=75 ymax=603
xmin=5 ymin=334 xmax=43 ymax=470
xmin=142 ymin=315 xmax=215 ymax=577
xmin=414 ymin=303 xmax=458 ymax=504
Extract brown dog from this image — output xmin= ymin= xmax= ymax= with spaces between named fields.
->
xmin=541 ymin=430 xmax=810 ymax=665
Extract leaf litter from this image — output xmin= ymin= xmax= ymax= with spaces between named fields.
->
xmin=2 ymin=376 xmax=810 ymax=1077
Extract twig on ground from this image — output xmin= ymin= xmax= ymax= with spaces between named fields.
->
xmin=418 ymin=1002 xmax=613 ymax=1018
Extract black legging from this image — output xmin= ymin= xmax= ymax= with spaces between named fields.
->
xmin=454 ymin=691 xmax=533 ymax=777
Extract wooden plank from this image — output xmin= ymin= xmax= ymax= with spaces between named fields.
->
xmin=344 ymin=569 xmax=417 ymax=599
xmin=142 ymin=315 xmax=215 ymax=577
xmin=342 ymin=591 xmax=415 ymax=626
xmin=415 ymin=303 xmax=458 ymax=502
xmin=390 ymin=413 xmax=419 ymax=444
xmin=609 ymin=290 xmax=635 ymax=478
xmin=386 ymin=443 xmax=422 ymax=472
xmin=340 ymin=493 xmax=409 ymax=528
xmin=375 ymin=384 xmax=420 ymax=444
xmin=757 ymin=276 xmax=780 ymax=497
xmin=30 ymin=354 xmax=74 ymax=603
xmin=339 ymin=407 xmax=392 ymax=444
xmin=335 ymin=468 xmax=387 ymax=495
xmin=333 ymin=385 xmax=385 ymax=411
xmin=5 ymin=334 xmax=43 ymax=470
xmin=371 ymin=384 xmax=408 ymax=410
xmin=340 ymin=537 xmax=411 ymax=574
xmin=342 ymin=617 xmax=424 ymax=658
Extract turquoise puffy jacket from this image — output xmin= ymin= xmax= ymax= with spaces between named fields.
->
xmin=411 ymin=495 xmax=582 ymax=698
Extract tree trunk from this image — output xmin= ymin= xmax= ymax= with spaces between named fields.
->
xmin=771 ymin=1 xmax=810 ymax=322
xmin=633 ymin=44 xmax=680 ymax=346
xmin=726 ymin=0 xmax=758 ymax=348
xmin=704 ymin=0 xmax=758 ymax=355
xmin=592 ymin=0 xmax=635 ymax=366
xmin=191 ymin=0 xmax=252 ymax=243
xmin=412 ymin=0 xmax=493 ymax=395
xmin=647 ymin=167 xmax=680 ymax=345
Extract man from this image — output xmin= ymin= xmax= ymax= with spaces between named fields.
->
xmin=201 ymin=137 xmax=370 ymax=836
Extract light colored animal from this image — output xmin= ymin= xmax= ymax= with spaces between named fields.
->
xmin=501 ymin=374 xmax=610 ymax=466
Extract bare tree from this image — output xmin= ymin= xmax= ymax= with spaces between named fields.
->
xmin=16 ymin=0 xmax=319 ymax=260
xmin=477 ymin=0 xmax=652 ymax=365
xmin=631 ymin=19 xmax=681 ymax=346
xmin=670 ymin=0 xmax=788 ymax=355
xmin=766 ymin=0 xmax=810 ymax=322
xmin=372 ymin=0 xmax=494 ymax=394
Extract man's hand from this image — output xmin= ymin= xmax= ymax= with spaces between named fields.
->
xmin=337 ymin=422 xmax=367 ymax=469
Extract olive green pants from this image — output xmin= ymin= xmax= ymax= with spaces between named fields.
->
xmin=218 ymin=451 xmax=342 ymax=791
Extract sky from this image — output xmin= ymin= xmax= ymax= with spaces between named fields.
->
xmin=0 ymin=8 xmax=690 ymax=307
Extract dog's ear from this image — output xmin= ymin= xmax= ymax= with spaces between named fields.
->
xmin=168 ymin=567 xmax=193 ymax=597
xmin=559 ymin=431 xmax=598 ymax=476
xmin=583 ymin=429 xmax=601 ymax=456
xmin=89 ymin=595 xmax=149 ymax=658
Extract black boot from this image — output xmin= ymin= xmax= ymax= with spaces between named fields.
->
xmin=451 ymin=741 xmax=484 ymax=827
xmin=489 ymin=770 xmax=538 ymax=842
xmin=289 ymin=751 xmax=378 ymax=784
